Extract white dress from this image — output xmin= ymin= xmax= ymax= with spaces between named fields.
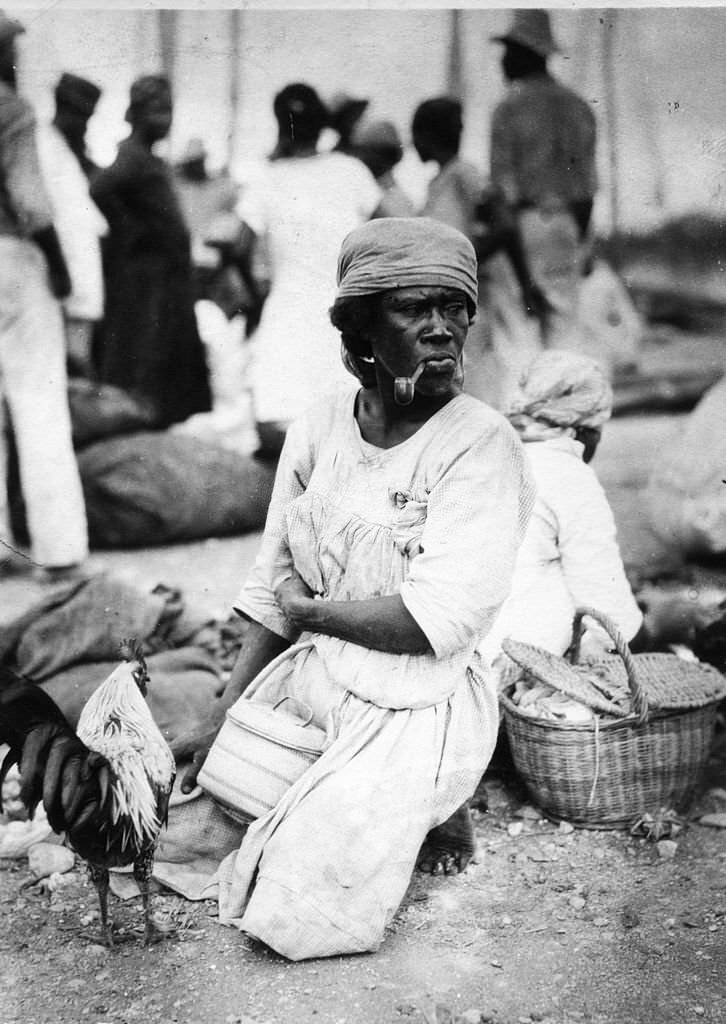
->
xmin=213 ymin=386 xmax=534 ymax=959
xmin=479 ymin=435 xmax=643 ymax=668
xmin=237 ymin=154 xmax=381 ymax=424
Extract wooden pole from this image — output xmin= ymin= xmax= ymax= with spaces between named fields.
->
xmin=228 ymin=8 xmax=241 ymax=171
xmin=158 ymin=9 xmax=177 ymax=84
xmin=602 ymin=9 xmax=620 ymax=232
xmin=446 ymin=9 xmax=463 ymax=100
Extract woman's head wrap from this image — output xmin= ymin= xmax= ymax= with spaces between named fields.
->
xmin=506 ymin=350 xmax=613 ymax=442
xmin=125 ymin=74 xmax=171 ymax=124
xmin=335 ymin=217 xmax=478 ymax=311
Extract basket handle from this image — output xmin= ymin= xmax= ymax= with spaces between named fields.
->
xmin=272 ymin=695 xmax=315 ymax=727
xmin=569 ymin=606 xmax=649 ymax=724
xmin=243 ymin=640 xmax=315 ymax=701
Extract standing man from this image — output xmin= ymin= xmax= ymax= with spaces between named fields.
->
xmin=0 ymin=12 xmax=89 ymax=579
xmin=490 ymin=9 xmax=598 ymax=347
xmin=38 ymin=73 xmax=107 ymax=378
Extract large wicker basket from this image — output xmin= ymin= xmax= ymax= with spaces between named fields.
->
xmin=499 ymin=606 xmax=726 ymax=829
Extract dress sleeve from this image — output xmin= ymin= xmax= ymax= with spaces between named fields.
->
xmin=555 ymin=462 xmax=643 ymax=642
xmin=399 ymin=421 xmax=535 ymax=659
xmin=233 ymin=415 xmax=316 ymax=640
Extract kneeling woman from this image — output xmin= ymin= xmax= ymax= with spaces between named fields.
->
xmin=176 ymin=218 xmax=534 ymax=960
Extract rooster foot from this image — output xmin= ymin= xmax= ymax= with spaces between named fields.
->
xmin=79 ymin=925 xmax=133 ymax=949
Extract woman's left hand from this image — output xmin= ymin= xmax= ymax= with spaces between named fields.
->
xmin=275 ymin=570 xmax=315 ymax=625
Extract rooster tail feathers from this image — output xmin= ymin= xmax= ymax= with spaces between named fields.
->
xmin=0 ymin=746 xmax=17 ymax=812
xmin=42 ymin=735 xmax=82 ymax=831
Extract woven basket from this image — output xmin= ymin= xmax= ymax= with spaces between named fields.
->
xmin=198 ymin=642 xmax=327 ymax=822
xmin=500 ymin=606 xmax=726 ymax=829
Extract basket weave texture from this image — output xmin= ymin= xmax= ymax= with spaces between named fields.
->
xmin=500 ymin=606 xmax=726 ymax=829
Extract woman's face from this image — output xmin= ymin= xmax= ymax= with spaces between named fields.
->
xmin=371 ymin=286 xmax=470 ymax=400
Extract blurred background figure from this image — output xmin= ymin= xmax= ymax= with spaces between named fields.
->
xmin=236 ymin=82 xmax=380 ymax=458
xmin=489 ymin=8 xmax=597 ymax=348
xmin=38 ymin=72 xmax=107 ymax=378
xmin=328 ymin=91 xmax=369 ymax=156
xmin=350 ymin=118 xmax=414 ymax=218
xmin=90 ymin=74 xmax=211 ymax=427
xmin=412 ymin=96 xmax=485 ymax=241
xmin=173 ymin=136 xmax=239 ymax=286
xmin=0 ymin=11 xmax=88 ymax=579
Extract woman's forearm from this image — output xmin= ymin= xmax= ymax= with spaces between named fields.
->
xmin=289 ymin=594 xmax=431 ymax=655
xmin=221 ymin=618 xmax=292 ymax=709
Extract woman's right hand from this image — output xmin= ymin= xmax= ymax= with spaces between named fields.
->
xmin=170 ymin=703 xmax=228 ymax=794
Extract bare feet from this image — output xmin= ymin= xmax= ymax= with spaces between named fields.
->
xmin=417 ymin=803 xmax=476 ymax=876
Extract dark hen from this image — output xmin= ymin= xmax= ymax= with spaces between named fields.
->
xmin=0 ymin=647 xmax=175 ymax=946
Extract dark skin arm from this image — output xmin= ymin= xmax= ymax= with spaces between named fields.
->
xmin=172 ymin=574 xmax=431 ymax=792
xmin=473 ymin=188 xmax=551 ymax=321
xmin=275 ymin=572 xmax=431 ymax=655
xmin=171 ymin=620 xmax=290 ymax=792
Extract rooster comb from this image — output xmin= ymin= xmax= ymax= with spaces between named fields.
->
xmin=118 ymin=637 xmax=146 ymax=669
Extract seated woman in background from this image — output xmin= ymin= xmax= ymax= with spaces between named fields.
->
xmin=172 ymin=217 xmax=534 ymax=961
xmin=479 ymin=349 xmax=645 ymax=681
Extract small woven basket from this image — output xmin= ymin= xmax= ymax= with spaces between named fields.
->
xmin=500 ymin=606 xmax=726 ymax=829
xmin=198 ymin=642 xmax=327 ymax=822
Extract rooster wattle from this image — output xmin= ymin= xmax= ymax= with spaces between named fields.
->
xmin=0 ymin=639 xmax=176 ymax=946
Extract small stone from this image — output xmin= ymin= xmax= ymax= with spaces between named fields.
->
xmin=621 ymin=907 xmax=640 ymax=929
xmin=490 ymin=959 xmax=503 ymax=969
xmin=500 ymin=914 xmax=512 ymax=926
xmin=592 ymin=916 xmax=609 ymax=927
xmin=558 ymin=821 xmax=574 ymax=835
xmin=507 ymin=822 xmax=524 ymax=837
xmin=519 ymin=805 xmax=541 ymax=821
xmin=698 ymin=813 xmax=726 ymax=829
xmin=707 ymin=787 xmax=726 ymax=802
xmin=27 ymin=842 xmax=75 ymax=880
xmin=693 ymin=1008 xmax=705 ymax=1017
xmin=657 ymin=839 xmax=678 ymax=860
xmin=460 ymin=1011 xmax=483 ymax=1024
xmin=569 ymin=896 xmax=586 ymax=911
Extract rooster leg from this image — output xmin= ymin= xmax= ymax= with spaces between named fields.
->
xmin=88 ymin=863 xmax=114 ymax=947
xmin=133 ymin=846 xmax=169 ymax=945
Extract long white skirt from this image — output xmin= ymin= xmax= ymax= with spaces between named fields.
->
xmin=213 ymin=644 xmax=499 ymax=960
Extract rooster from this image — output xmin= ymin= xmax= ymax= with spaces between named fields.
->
xmin=0 ymin=640 xmax=176 ymax=946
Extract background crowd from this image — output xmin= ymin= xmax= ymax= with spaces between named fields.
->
xmin=0 ymin=7 xmax=656 ymax=584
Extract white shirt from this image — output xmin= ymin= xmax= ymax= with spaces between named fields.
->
xmin=237 ymin=152 xmax=380 ymax=423
xmin=479 ymin=435 xmax=643 ymax=665
xmin=37 ymin=125 xmax=107 ymax=321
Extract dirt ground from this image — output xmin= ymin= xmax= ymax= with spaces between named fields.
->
xmin=2 ymin=330 xmax=726 ymax=1024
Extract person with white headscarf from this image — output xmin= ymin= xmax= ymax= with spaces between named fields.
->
xmin=479 ymin=349 xmax=644 ymax=673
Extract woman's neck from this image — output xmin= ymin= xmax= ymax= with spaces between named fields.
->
xmin=355 ymin=385 xmax=458 ymax=449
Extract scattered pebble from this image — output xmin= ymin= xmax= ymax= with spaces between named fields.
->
xmin=693 ymin=1007 xmax=705 ymax=1017
xmin=27 ymin=843 xmax=75 ymax=881
xmin=507 ymin=822 xmax=524 ymax=838
xmin=657 ymin=839 xmax=678 ymax=860
xmin=460 ymin=1011 xmax=483 ymax=1024
xmin=698 ymin=813 xmax=726 ymax=829
xmin=558 ymin=822 xmax=575 ymax=835
xmin=569 ymin=896 xmax=586 ymax=911
xmin=592 ymin=916 xmax=609 ymax=927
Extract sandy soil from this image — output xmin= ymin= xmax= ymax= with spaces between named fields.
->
xmin=2 ymin=351 xmax=726 ymax=1023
